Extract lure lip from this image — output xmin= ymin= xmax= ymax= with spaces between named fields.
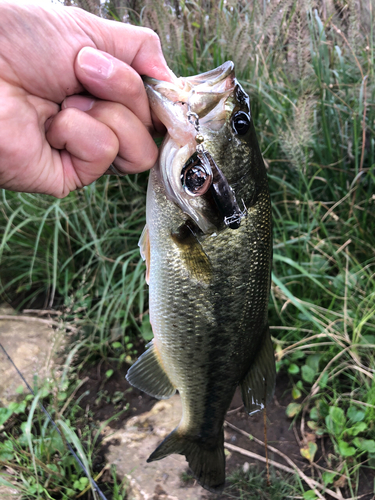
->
xmin=142 ymin=60 xmax=235 ymax=90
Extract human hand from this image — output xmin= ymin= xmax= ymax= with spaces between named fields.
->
xmin=0 ymin=1 xmax=175 ymax=197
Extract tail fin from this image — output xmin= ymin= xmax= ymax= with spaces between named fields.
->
xmin=147 ymin=427 xmax=225 ymax=493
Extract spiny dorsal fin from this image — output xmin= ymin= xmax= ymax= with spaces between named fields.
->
xmin=126 ymin=340 xmax=176 ymax=399
xmin=240 ymin=326 xmax=276 ymax=415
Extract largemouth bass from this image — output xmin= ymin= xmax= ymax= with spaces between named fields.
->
xmin=126 ymin=61 xmax=275 ymax=493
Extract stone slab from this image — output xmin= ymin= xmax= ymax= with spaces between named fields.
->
xmin=0 ymin=304 xmax=61 ymax=405
xmin=104 ymin=395 xmax=215 ymax=500
xmin=0 ymin=485 xmax=21 ymax=499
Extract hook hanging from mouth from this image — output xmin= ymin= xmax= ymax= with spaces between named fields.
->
xmin=181 ymin=150 xmax=247 ymax=230
xmin=204 ymin=152 xmax=247 ymax=230
xmin=176 ymin=95 xmax=246 ymax=230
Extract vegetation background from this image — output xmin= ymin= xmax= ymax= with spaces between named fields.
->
xmin=1 ymin=0 xmax=375 ymax=498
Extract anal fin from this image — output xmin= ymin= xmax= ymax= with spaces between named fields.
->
xmin=126 ymin=340 xmax=176 ymax=399
xmin=240 ymin=326 xmax=276 ymax=415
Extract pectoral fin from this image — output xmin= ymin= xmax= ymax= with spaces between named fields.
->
xmin=126 ymin=340 xmax=176 ymax=399
xmin=240 ymin=326 xmax=276 ymax=415
xmin=171 ymin=221 xmax=212 ymax=284
xmin=138 ymin=225 xmax=150 ymax=284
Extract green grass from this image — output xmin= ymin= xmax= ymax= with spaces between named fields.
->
xmin=225 ymin=467 xmax=301 ymax=499
xmin=0 ymin=381 xmax=128 ymax=499
xmin=1 ymin=0 xmax=375 ymax=498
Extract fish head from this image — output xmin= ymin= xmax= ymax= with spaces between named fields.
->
xmin=144 ymin=61 xmax=264 ymax=233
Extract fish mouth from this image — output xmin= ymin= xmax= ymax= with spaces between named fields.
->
xmin=143 ymin=60 xmax=235 ymax=93
xmin=143 ymin=61 xmax=236 ymax=140
xmin=144 ymin=62 xmax=243 ymax=234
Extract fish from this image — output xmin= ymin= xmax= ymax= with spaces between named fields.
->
xmin=126 ymin=61 xmax=275 ymax=493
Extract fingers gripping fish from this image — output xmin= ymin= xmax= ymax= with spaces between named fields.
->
xmin=126 ymin=61 xmax=275 ymax=493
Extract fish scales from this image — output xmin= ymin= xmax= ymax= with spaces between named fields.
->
xmin=126 ymin=62 xmax=275 ymax=493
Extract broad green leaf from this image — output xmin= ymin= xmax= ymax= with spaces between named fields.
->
xmin=347 ymin=422 xmax=367 ymax=436
xmin=0 ymin=408 xmax=13 ymax=426
xmin=306 ymin=354 xmax=321 ymax=372
xmin=288 ymin=363 xmax=300 ymax=374
xmin=286 ymin=403 xmax=301 ymax=417
xmin=292 ymin=386 xmax=302 ymax=399
xmin=303 ymin=490 xmax=318 ymax=500
xmin=300 ymin=442 xmax=318 ymax=463
xmin=326 ymin=406 xmax=346 ymax=436
xmin=353 ymin=438 xmax=375 ymax=453
xmin=322 ymin=471 xmax=337 ymax=485
xmin=318 ymin=371 xmax=328 ymax=389
xmin=307 ymin=420 xmax=318 ymax=431
xmin=338 ymin=440 xmax=356 ymax=457
xmin=347 ymin=407 xmax=365 ymax=422
xmin=310 ymin=407 xmax=319 ymax=420
xmin=302 ymin=365 xmax=315 ymax=383
xmin=0 ymin=440 xmax=14 ymax=461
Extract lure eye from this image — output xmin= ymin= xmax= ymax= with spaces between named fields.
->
xmin=181 ymin=155 xmax=213 ymax=197
xmin=232 ymin=111 xmax=251 ymax=136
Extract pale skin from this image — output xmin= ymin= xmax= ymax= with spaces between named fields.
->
xmin=0 ymin=0 xmax=176 ymax=198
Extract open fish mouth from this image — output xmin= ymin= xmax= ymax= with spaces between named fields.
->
xmin=144 ymin=61 xmax=235 ymax=134
xmin=144 ymin=62 xmax=249 ymax=233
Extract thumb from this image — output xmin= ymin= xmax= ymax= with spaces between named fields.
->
xmin=68 ymin=8 xmax=177 ymax=83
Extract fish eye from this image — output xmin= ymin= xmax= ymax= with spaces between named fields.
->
xmin=232 ymin=111 xmax=251 ymax=136
xmin=181 ymin=157 xmax=213 ymax=197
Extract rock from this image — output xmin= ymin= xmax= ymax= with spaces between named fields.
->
xmin=0 ymin=485 xmax=20 ymax=499
xmin=0 ymin=304 xmax=62 ymax=404
xmin=104 ymin=395 xmax=215 ymax=500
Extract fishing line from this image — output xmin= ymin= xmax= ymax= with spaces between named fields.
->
xmin=0 ymin=342 xmax=109 ymax=500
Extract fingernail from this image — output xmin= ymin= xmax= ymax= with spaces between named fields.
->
xmin=62 ymin=95 xmax=96 ymax=111
xmin=77 ymin=47 xmax=114 ymax=80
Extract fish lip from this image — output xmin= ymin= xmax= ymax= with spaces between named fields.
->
xmin=142 ymin=61 xmax=235 ymax=94
xmin=143 ymin=61 xmax=236 ymax=131
xmin=183 ymin=60 xmax=235 ymax=87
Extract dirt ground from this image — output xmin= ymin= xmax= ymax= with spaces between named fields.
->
xmin=76 ymin=362 xmax=375 ymax=500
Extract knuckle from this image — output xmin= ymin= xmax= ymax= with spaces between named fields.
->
xmin=102 ymin=135 xmax=119 ymax=163
xmin=141 ymin=142 xmax=158 ymax=169
xmin=122 ymin=78 xmax=144 ymax=103
xmin=140 ymin=27 xmax=161 ymax=46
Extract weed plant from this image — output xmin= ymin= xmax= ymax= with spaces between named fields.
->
xmin=1 ymin=0 xmax=375 ymax=498
xmin=226 ymin=466 xmax=300 ymax=499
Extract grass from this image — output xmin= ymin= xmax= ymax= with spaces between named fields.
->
xmin=1 ymin=0 xmax=375 ymax=498
xmin=225 ymin=466 xmax=301 ymax=499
